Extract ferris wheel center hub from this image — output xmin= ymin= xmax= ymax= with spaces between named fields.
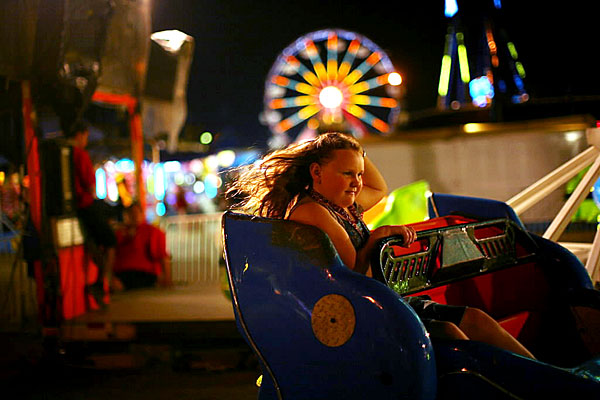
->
xmin=319 ymin=86 xmax=344 ymax=109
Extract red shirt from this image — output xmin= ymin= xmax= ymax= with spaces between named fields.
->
xmin=72 ymin=146 xmax=95 ymax=208
xmin=114 ymin=223 xmax=168 ymax=275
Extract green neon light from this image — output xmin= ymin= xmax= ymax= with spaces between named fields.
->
xmin=458 ymin=44 xmax=470 ymax=83
xmin=438 ymin=54 xmax=452 ymax=96
xmin=507 ymin=42 xmax=518 ymax=59
xmin=516 ymin=62 xmax=526 ymax=78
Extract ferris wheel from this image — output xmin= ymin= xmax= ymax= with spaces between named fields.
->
xmin=262 ymin=29 xmax=403 ymax=145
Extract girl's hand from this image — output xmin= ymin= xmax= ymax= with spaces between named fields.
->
xmin=371 ymin=225 xmax=417 ymax=247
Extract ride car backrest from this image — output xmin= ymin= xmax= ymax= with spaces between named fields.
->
xmin=222 ymin=211 xmax=438 ymax=400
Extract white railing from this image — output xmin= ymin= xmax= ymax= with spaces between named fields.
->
xmin=160 ymin=212 xmax=224 ymax=284
xmin=507 ymin=127 xmax=600 ymax=283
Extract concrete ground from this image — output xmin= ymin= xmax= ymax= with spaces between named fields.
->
xmin=2 ymin=332 xmax=260 ymax=400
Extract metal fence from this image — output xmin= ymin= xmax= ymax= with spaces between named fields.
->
xmin=160 ymin=212 xmax=224 ymax=284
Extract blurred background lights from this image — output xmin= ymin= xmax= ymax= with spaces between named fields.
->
xmin=445 ymin=0 xmax=458 ymax=17
xmin=205 ymin=154 xmax=219 ymax=170
xmin=184 ymin=191 xmax=195 ymax=204
xmin=107 ymin=177 xmax=119 ymax=202
xmin=193 ymin=181 xmax=205 ymax=194
xmin=387 ymin=72 xmax=402 ymax=86
xmin=319 ymin=86 xmax=343 ymax=109
xmin=469 ymin=76 xmax=494 ymax=108
xmin=204 ymin=174 xmax=221 ymax=199
xmin=115 ymin=158 xmax=134 ymax=173
xmin=217 ymin=150 xmax=236 ymax=168
xmin=163 ymin=160 xmax=181 ymax=173
xmin=155 ymin=202 xmax=166 ymax=217
xmin=200 ymin=131 xmax=213 ymax=145
xmin=565 ymin=131 xmax=583 ymax=143
xmin=173 ymin=172 xmax=185 ymax=186
xmin=95 ymin=168 xmax=107 ymax=200
xmin=184 ymin=173 xmax=196 ymax=186
xmin=166 ymin=193 xmax=177 ymax=206
xmin=189 ymin=159 xmax=204 ymax=175
xmin=154 ymin=163 xmax=166 ymax=201
xmin=104 ymin=160 xmax=116 ymax=174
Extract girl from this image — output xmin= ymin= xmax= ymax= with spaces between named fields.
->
xmin=227 ymin=132 xmax=534 ymax=358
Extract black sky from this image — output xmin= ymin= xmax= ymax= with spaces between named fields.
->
xmin=151 ymin=0 xmax=600 ymax=149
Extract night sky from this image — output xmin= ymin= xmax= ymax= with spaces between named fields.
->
xmin=150 ymin=0 xmax=600 ymax=149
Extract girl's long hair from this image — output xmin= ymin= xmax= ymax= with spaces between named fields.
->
xmin=226 ymin=132 xmax=362 ymax=218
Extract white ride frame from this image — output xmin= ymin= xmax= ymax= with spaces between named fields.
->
xmin=507 ymin=127 xmax=600 ymax=284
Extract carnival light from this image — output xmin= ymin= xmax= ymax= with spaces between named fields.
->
xmin=173 ymin=172 xmax=185 ymax=186
xmin=189 ymin=159 xmax=204 ymax=175
xmin=155 ymin=202 xmax=166 ymax=217
xmin=204 ymin=174 xmax=220 ymax=199
xmin=565 ymin=131 xmax=582 ymax=143
xmin=264 ymin=29 xmax=401 ymax=140
xmin=319 ymin=86 xmax=344 ymax=109
xmin=193 ymin=181 xmax=205 ymax=194
xmin=217 ymin=150 xmax=236 ymax=168
xmin=469 ymin=76 xmax=494 ymax=108
xmin=387 ymin=72 xmax=402 ymax=86
xmin=200 ymin=131 xmax=213 ymax=145
xmin=183 ymin=173 xmax=194 ymax=186
xmin=164 ymin=160 xmax=181 ymax=173
xmin=154 ymin=163 xmax=166 ymax=201
xmin=445 ymin=0 xmax=458 ymax=17
xmin=205 ymin=155 xmax=219 ymax=170
xmin=107 ymin=177 xmax=119 ymax=202
xmin=115 ymin=158 xmax=134 ymax=173
xmin=95 ymin=168 xmax=107 ymax=200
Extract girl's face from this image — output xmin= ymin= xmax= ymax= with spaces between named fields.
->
xmin=311 ymin=149 xmax=364 ymax=208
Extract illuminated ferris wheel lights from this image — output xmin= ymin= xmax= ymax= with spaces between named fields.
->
xmin=388 ymin=72 xmax=403 ymax=86
xmin=319 ymin=86 xmax=344 ymax=109
xmin=307 ymin=118 xmax=319 ymax=130
xmin=265 ymin=29 xmax=402 ymax=139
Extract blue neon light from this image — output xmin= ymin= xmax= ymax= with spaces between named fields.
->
xmin=115 ymin=158 xmax=135 ymax=173
xmin=445 ymin=0 xmax=458 ymax=17
xmin=156 ymin=202 xmax=166 ymax=217
xmin=469 ymin=76 xmax=494 ymax=108
xmin=154 ymin=163 xmax=166 ymax=201
xmin=95 ymin=168 xmax=107 ymax=200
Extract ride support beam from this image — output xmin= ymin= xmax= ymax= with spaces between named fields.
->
xmin=506 ymin=146 xmax=599 ymax=215
xmin=543 ymin=154 xmax=600 ymax=241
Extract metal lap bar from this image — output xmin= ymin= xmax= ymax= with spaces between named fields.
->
xmin=379 ymin=219 xmax=519 ymax=295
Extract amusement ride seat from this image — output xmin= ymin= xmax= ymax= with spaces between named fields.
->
xmin=222 ymin=202 xmax=600 ymax=399
xmin=222 ymin=211 xmax=437 ymax=400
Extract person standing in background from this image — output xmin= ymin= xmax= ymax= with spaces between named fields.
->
xmin=113 ymin=201 xmax=172 ymax=290
xmin=69 ymin=121 xmax=117 ymax=298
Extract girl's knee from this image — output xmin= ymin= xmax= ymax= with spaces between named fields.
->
xmin=463 ymin=307 xmax=495 ymax=326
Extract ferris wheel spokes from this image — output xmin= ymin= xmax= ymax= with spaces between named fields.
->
xmin=326 ymin=33 xmax=339 ymax=82
xmin=271 ymin=75 xmax=319 ymax=95
xmin=269 ymin=95 xmax=317 ymax=109
xmin=348 ymin=73 xmax=394 ymax=95
xmin=342 ymin=51 xmax=382 ymax=87
xmin=337 ymin=39 xmax=361 ymax=82
xmin=264 ymin=29 xmax=402 ymax=141
xmin=283 ymin=55 xmax=320 ymax=87
xmin=349 ymin=95 xmax=398 ymax=108
xmin=274 ymin=104 xmax=321 ymax=134
xmin=303 ymin=39 xmax=328 ymax=84
xmin=344 ymin=104 xmax=390 ymax=133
